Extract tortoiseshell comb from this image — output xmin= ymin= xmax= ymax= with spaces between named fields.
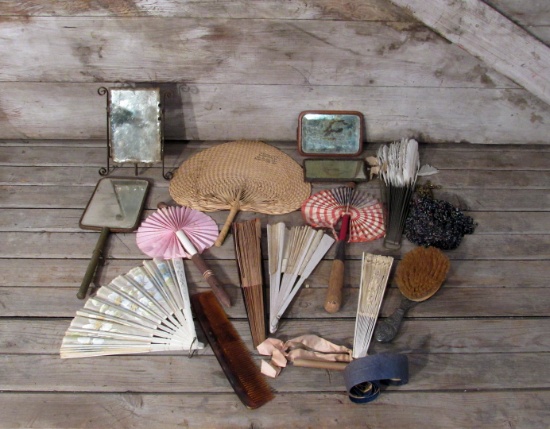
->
xmin=191 ymin=291 xmax=274 ymax=409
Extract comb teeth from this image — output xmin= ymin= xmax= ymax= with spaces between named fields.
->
xmin=191 ymin=291 xmax=274 ymax=409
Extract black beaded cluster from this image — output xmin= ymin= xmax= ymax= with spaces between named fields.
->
xmin=404 ymin=195 xmax=476 ymax=250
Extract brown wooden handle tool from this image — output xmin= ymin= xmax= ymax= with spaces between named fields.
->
xmin=190 ymin=253 xmax=231 ymax=308
xmin=157 ymin=202 xmax=232 ymax=308
xmin=324 ymin=213 xmax=351 ymax=313
xmin=191 ymin=291 xmax=274 ymax=409
xmin=293 ymin=358 xmax=348 ymax=371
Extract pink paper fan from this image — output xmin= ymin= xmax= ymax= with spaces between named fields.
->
xmin=137 ymin=206 xmax=218 ymax=259
xmin=301 ymin=187 xmax=385 ymax=243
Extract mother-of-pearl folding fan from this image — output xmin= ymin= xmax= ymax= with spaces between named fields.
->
xmin=60 ymin=258 xmax=203 ymax=358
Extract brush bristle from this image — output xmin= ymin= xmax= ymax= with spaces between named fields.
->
xmin=396 ymin=246 xmax=450 ymax=301
xmin=191 ymin=291 xmax=274 ymax=409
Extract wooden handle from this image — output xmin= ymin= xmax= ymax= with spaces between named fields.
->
xmin=293 ymin=358 xmax=348 ymax=371
xmin=77 ymin=227 xmax=110 ymax=299
xmin=324 ymin=214 xmax=350 ymax=313
xmin=215 ymin=203 xmax=240 ymax=247
xmin=324 ymin=253 xmax=345 ymax=313
xmin=161 ymin=202 xmax=232 ymax=308
xmin=191 ymin=254 xmax=232 ymax=308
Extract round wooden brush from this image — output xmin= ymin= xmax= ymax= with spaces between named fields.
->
xmin=397 ymin=246 xmax=450 ymax=301
xmin=375 ymin=246 xmax=450 ymax=342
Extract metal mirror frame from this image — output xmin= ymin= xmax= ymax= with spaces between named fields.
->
xmin=98 ymin=86 xmax=173 ymax=180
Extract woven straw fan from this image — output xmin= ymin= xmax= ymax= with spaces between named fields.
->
xmin=169 ymin=140 xmax=311 ymax=247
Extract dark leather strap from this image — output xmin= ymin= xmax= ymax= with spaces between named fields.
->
xmin=343 ymin=353 xmax=409 ymax=403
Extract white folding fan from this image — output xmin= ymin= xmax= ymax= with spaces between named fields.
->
xmin=352 ymin=253 xmax=394 ymax=359
xmin=60 ymin=258 xmax=204 ymax=358
xmin=267 ymin=222 xmax=335 ymax=333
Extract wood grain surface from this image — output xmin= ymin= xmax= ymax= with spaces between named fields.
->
xmin=0 ymin=0 xmax=549 ymax=143
xmin=1 ymin=0 xmax=549 ymax=425
xmin=0 ymin=139 xmax=548 ymax=427
xmin=387 ymin=0 xmax=550 ymax=105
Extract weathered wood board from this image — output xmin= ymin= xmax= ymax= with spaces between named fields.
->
xmin=0 ymin=0 xmax=549 ymax=426
xmin=0 ymin=139 xmax=548 ymax=427
xmin=3 ymin=17 xmax=515 ymax=87
xmin=387 ymin=0 xmax=550 ymax=106
xmin=1 ymin=83 xmax=549 ymax=142
xmin=1 ymin=391 xmax=548 ymax=429
xmin=0 ymin=1 xmax=549 ymax=143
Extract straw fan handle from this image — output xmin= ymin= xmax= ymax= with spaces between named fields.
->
xmin=175 ymin=230 xmax=232 ymax=308
xmin=324 ymin=214 xmax=351 ymax=314
xmin=214 ymin=203 xmax=240 ymax=247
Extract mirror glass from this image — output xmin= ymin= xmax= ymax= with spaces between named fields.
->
xmin=300 ymin=112 xmax=363 ymax=156
xmin=304 ymin=159 xmax=367 ymax=182
xmin=80 ymin=178 xmax=149 ymax=230
xmin=109 ymin=88 xmax=162 ymax=164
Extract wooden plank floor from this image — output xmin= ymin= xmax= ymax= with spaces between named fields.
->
xmin=1 ymin=140 xmax=549 ymax=428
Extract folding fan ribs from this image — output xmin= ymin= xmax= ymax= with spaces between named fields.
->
xmin=302 ymin=186 xmax=385 ymax=313
xmin=267 ymin=222 xmax=335 ymax=333
xmin=232 ymin=218 xmax=266 ymax=348
xmin=352 ymin=253 xmax=394 ymax=359
xmin=136 ymin=205 xmax=231 ymax=307
xmin=302 ymin=186 xmax=385 ymax=243
xmin=60 ymin=258 xmax=203 ymax=358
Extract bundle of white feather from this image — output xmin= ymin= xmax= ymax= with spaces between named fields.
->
xmin=377 ymin=138 xmax=420 ymax=249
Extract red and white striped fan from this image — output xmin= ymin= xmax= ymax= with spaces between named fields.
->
xmin=136 ymin=206 xmax=218 ymax=259
xmin=301 ymin=186 xmax=385 ymax=243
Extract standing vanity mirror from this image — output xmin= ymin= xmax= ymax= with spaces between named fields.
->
xmin=99 ymin=87 xmax=172 ymax=179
